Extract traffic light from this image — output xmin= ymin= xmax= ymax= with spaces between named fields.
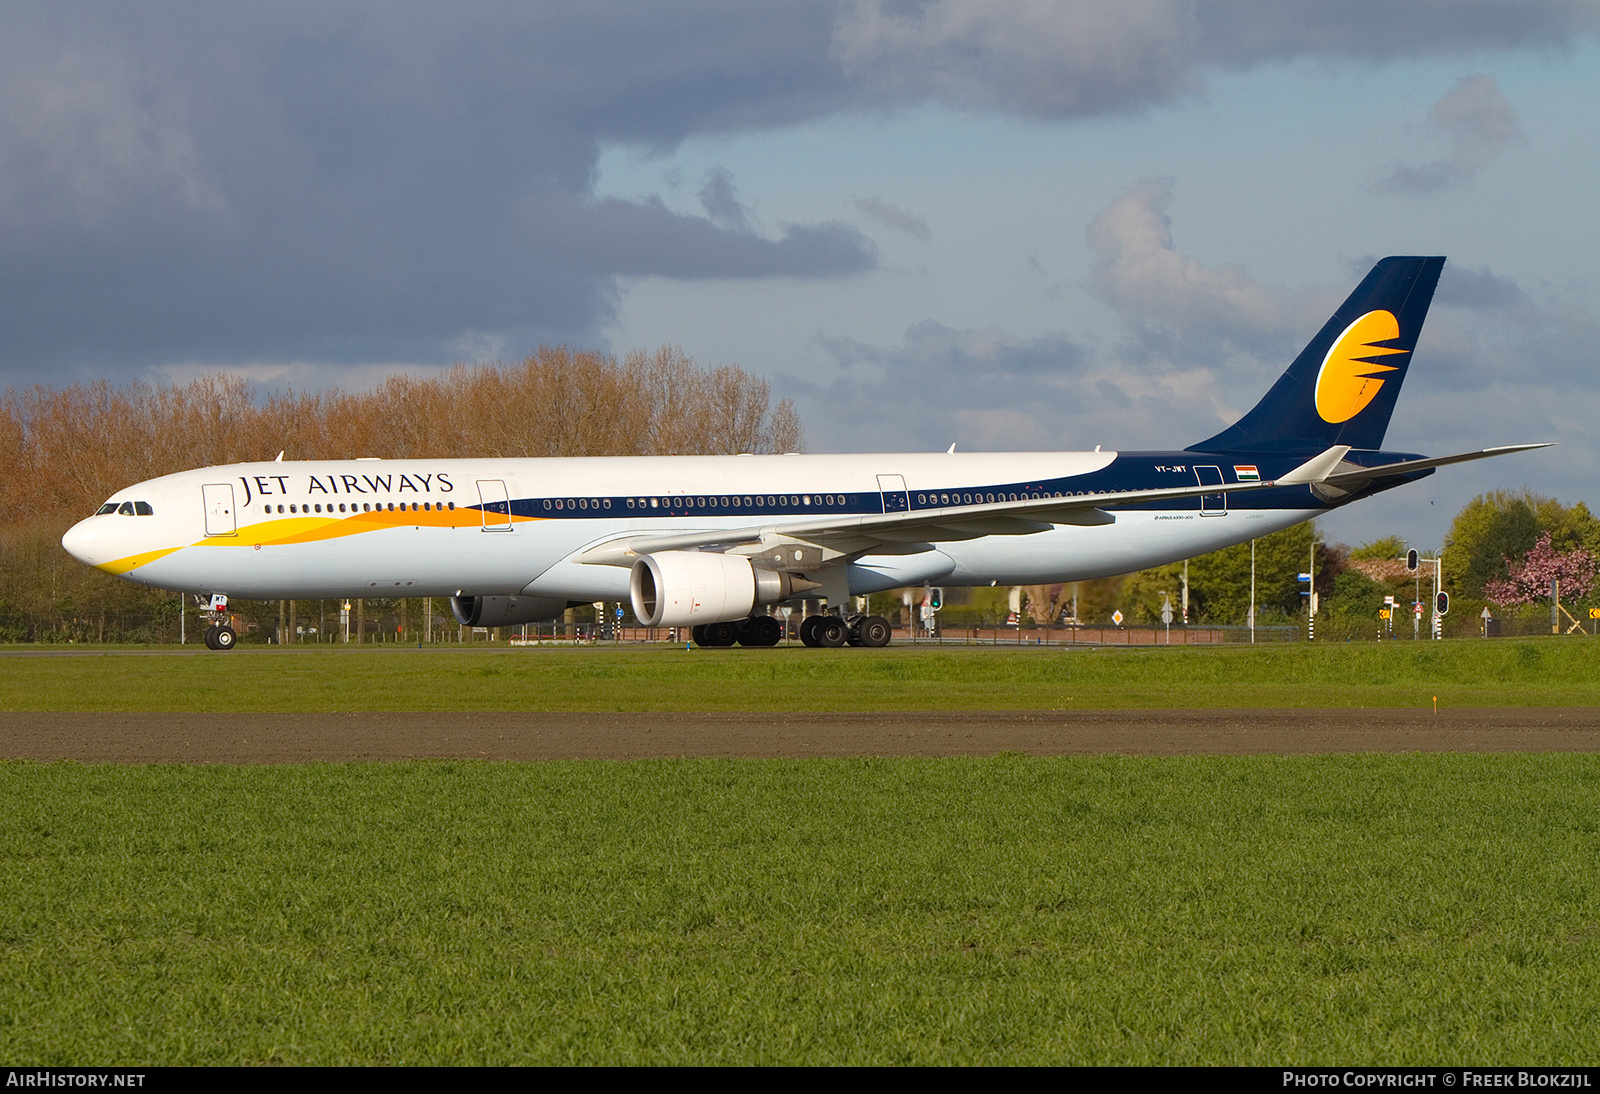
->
xmin=930 ymin=587 xmax=943 ymax=610
xmin=1407 ymin=549 xmax=1419 ymax=572
xmin=1436 ymin=591 xmax=1449 ymax=616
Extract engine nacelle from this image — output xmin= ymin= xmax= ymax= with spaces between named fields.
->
xmin=630 ymin=551 xmax=810 ymax=627
xmin=449 ymin=594 xmax=575 ymax=627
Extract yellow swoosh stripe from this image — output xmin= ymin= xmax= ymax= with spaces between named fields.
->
xmin=98 ymin=508 xmax=541 ymax=573
xmin=97 ymin=546 xmax=183 ymax=576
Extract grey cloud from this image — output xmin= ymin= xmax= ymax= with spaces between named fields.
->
xmin=792 ymin=185 xmax=1600 ymax=486
xmin=1434 ymin=264 xmax=1524 ymax=308
xmin=1377 ymin=74 xmax=1527 ymax=194
xmin=852 ymin=197 xmax=931 ymax=240
xmin=834 ymin=1 xmax=1599 ymax=118
xmin=530 ymin=193 xmax=878 ymax=279
xmin=1079 ymin=180 xmax=1600 ymax=451
xmin=0 ymin=3 xmax=862 ymax=380
xmin=1085 ymin=178 xmax=1300 ymax=365
xmin=833 ymin=0 xmax=1202 ymax=118
xmin=1425 ymin=272 xmax=1600 ymax=393
xmin=699 ymin=168 xmax=757 ymax=233
xmin=1 ymin=2 xmax=1595 ymax=384
xmin=797 ymin=319 xmax=1238 ymax=453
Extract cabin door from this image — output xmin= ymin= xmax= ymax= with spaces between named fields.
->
xmin=476 ymin=480 xmax=512 ymax=531
xmin=202 ymin=483 xmax=237 ymax=537
xmin=1194 ymin=466 xmax=1226 ymax=515
xmin=877 ymin=474 xmax=910 ymax=513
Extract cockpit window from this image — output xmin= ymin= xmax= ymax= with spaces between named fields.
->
xmin=117 ymin=502 xmax=135 ymax=516
xmin=96 ymin=503 xmax=118 ymax=515
xmin=134 ymin=501 xmax=154 ymax=515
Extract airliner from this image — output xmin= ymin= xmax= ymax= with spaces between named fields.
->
xmin=61 ymin=256 xmax=1545 ymax=650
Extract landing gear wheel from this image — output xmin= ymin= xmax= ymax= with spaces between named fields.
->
xmin=691 ymin=624 xmax=708 ymax=647
xmin=857 ymin=615 xmax=892 ymax=648
xmin=203 ymin=625 xmax=220 ymax=650
xmin=799 ymin=615 xmax=823 ymax=647
xmin=701 ymin=620 xmax=740 ymax=647
xmin=739 ymin=616 xmax=782 ymax=647
xmin=815 ymin=617 xmax=848 ymax=648
xmin=209 ymin=625 xmax=237 ymax=651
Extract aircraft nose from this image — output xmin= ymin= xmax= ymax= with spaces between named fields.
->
xmin=61 ymin=519 xmax=100 ymax=566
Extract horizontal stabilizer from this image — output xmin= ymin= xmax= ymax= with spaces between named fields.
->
xmin=1324 ymin=444 xmax=1553 ymax=488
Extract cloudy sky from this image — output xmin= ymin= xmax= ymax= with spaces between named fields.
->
xmin=5 ymin=1 xmax=1599 ymax=549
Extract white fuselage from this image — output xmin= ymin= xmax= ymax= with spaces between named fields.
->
xmin=61 ymin=452 xmax=1311 ymax=602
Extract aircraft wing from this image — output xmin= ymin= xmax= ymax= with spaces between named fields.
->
xmin=577 ymin=445 xmax=1352 ymax=566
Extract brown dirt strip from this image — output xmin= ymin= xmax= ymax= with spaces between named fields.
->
xmin=5 ymin=709 xmax=1600 ymax=763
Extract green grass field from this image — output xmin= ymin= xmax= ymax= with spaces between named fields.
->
xmin=5 ymin=639 xmax=1599 ymax=1064
xmin=2 ymin=636 xmax=1597 ymax=711
xmin=3 ymin=754 xmax=1598 ymax=1064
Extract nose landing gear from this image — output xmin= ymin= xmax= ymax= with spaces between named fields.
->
xmin=199 ymin=593 xmax=238 ymax=651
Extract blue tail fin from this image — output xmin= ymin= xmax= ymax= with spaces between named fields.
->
xmin=1188 ymin=256 xmax=1444 ymax=454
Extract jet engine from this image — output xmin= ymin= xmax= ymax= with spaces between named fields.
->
xmin=630 ymin=551 xmax=815 ymax=627
xmin=449 ymin=594 xmax=577 ymax=627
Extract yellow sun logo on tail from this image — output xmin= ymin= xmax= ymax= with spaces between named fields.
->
xmin=1314 ymin=310 xmax=1409 ymax=424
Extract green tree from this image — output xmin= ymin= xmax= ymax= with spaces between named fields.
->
xmin=1152 ymin=521 xmax=1318 ymax=624
xmin=1118 ymin=563 xmax=1184 ymax=625
xmin=1350 ymin=535 xmax=1407 ymax=561
xmin=1326 ymin=567 xmax=1387 ymax=622
xmin=1443 ymin=491 xmax=1600 ymax=598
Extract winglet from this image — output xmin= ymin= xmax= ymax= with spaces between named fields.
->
xmin=1277 ymin=445 xmax=1351 ymax=485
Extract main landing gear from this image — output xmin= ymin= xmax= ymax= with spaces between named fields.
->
xmin=688 ymin=612 xmax=891 ymax=648
xmin=691 ymin=615 xmax=784 ymax=647
xmin=799 ymin=613 xmax=892 ymax=649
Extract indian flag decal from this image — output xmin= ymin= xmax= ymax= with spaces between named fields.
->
xmin=1233 ymin=465 xmax=1260 ymax=482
